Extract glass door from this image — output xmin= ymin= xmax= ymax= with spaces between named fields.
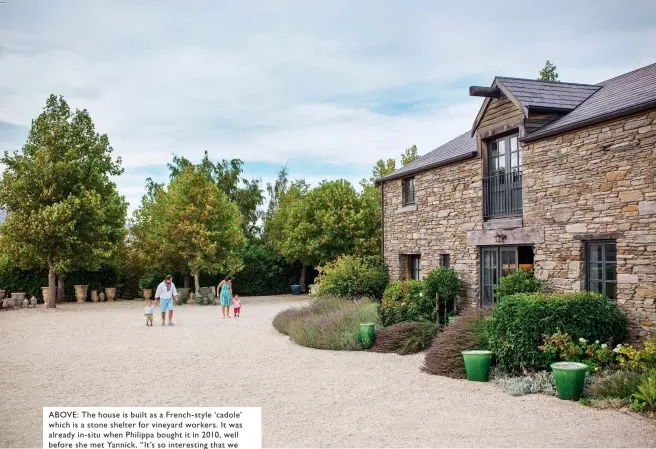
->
xmin=481 ymin=246 xmax=518 ymax=305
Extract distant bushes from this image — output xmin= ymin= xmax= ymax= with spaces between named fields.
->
xmin=371 ymin=322 xmax=439 ymax=355
xmin=272 ymin=296 xmax=380 ymax=351
xmin=422 ymin=308 xmax=491 ymax=378
xmin=485 ymin=292 xmax=628 ymax=372
xmin=315 ymin=255 xmax=388 ymax=300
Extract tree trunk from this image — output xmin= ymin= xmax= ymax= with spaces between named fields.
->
xmin=47 ymin=261 xmax=57 ymax=308
xmin=184 ymin=275 xmax=190 ymax=289
xmin=193 ymin=268 xmax=200 ymax=294
xmin=299 ymin=264 xmax=307 ymax=293
xmin=56 ymin=274 xmax=65 ymax=303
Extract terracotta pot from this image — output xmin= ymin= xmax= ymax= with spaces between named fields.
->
xmin=99 ymin=292 xmax=105 ymax=302
xmin=105 ymin=288 xmax=116 ymax=302
xmin=42 ymin=287 xmax=50 ymax=305
xmin=0 ymin=289 xmax=5 ymax=300
xmin=74 ymin=285 xmax=88 ymax=303
xmin=10 ymin=293 xmax=26 ymax=308
xmin=143 ymin=289 xmax=153 ymax=301
xmin=91 ymin=290 xmax=98 ymax=302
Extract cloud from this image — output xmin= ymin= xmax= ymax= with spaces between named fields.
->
xmin=0 ymin=0 xmax=654 ymax=213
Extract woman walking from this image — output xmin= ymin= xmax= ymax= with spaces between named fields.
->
xmin=217 ymin=275 xmax=234 ymax=319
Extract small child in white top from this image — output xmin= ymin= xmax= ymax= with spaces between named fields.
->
xmin=144 ymin=300 xmax=155 ymax=326
xmin=232 ymin=295 xmax=241 ymax=318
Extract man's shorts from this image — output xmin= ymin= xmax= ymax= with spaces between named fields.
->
xmin=159 ymin=298 xmax=174 ymax=313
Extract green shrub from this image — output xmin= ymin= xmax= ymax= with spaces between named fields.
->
xmin=493 ymin=268 xmax=543 ymax=300
xmin=380 ymin=280 xmax=428 ymax=326
xmin=371 ymin=322 xmax=439 ymax=355
xmin=632 ymin=375 xmax=656 ymax=412
xmin=539 ymin=331 xmax=617 ymax=372
xmin=423 ymin=268 xmax=461 ymax=300
xmin=486 ymin=292 xmax=628 ymax=373
xmin=273 ymin=296 xmax=381 ymax=350
xmin=617 ymin=337 xmax=656 ymax=372
xmin=422 ymin=308 xmax=491 ymax=378
xmin=586 ymin=370 xmax=647 ymax=399
xmin=315 ymin=255 xmax=388 ymax=299
xmin=423 ymin=268 xmax=462 ymax=321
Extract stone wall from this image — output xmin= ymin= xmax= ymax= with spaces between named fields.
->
xmin=523 ymin=110 xmax=656 ymax=339
xmin=382 ymin=157 xmax=483 ymax=306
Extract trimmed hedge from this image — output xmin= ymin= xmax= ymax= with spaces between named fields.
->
xmin=315 ymin=255 xmax=388 ymax=299
xmin=422 ymin=308 xmax=491 ymax=378
xmin=371 ymin=322 xmax=439 ymax=355
xmin=486 ymin=292 xmax=628 ymax=372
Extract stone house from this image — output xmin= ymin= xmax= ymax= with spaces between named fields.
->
xmin=377 ymin=63 xmax=656 ymax=338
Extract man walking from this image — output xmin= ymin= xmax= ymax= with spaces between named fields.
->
xmin=155 ymin=275 xmax=178 ymax=326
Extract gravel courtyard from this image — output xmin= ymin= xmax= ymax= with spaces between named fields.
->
xmin=1 ymin=296 xmax=655 ymax=448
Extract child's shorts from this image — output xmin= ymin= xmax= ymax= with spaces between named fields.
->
xmin=234 ymin=307 xmax=241 ymax=314
xmin=145 ymin=314 xmax=153 ymax=319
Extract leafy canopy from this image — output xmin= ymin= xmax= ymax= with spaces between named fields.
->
xmin=538 ymin=60 xmax=560 ymax=82
xmin=0 ymin=94 xmax=127 ymax=276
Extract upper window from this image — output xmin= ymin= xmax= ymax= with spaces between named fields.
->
xmin=585 ymin=241 xmax=617 ymax=299
xmin=410 ymin=255 xmax=421 ymax=281
xmin=488 ymin=134 xmax=521 ymax=175
xmin=403 ymin=178 xmax=415 ymax=206
xmin=441 ymin=254 xmax=451 ymax=269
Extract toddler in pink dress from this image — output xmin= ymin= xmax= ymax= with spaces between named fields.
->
xmin=232 ymin=296 xmax=241 ymax=317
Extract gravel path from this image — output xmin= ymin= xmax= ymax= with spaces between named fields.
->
xmin=1 ymin=297 xmax=655 ymax=448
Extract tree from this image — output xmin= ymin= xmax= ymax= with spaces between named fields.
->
xmin=158 ymin=166 xmax=246 ymax=293
xmin=269 ymin=179 xmax=378 ymax=290
xmin=538 ymin=60 xmax=560 ymax=82
xmin=168 ymin=152 xmax=264 ymax=237
xmin=0 ymin=95 xmax=127 ymax=307
xmin=370 ymin=158 xmax=396 ymax=184
xmin=401 ymin=145 xmax=420 ymax=166
xmin=265 ymin=165 xmax=289 ymax=223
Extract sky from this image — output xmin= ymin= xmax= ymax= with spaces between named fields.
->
xmin=0 ymin=0 xmax=654 ymax=214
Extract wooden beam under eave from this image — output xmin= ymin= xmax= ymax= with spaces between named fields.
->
xmin=469 ymin=86 xmax=501 ymax=98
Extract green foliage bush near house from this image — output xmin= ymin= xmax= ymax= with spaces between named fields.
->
xmin=315 ymin=255 xmax=388 ymax=300
xmin=422 ymin=308 xmax=491 ymax=378
xmin=272 ymin=296 xmax=380 ymax=351
xmin=380 ymin=268 xmax=462 ymax=326
xmin=371 ymin=322 xmax=439 ymax=355
xmin=380 ymin=280 xmax=425 ymax=325
xmin=539 ymin=331 xmax=616 ymax=372
xmin=423 ymin=267 xmax=462 ymax=320
xmin=486 ymin=292 xmax=628 ymax=373
xmin=493 ymin=268 xmax=543 ymax=300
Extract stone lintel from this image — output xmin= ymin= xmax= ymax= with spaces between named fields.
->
xmin=467 ymin=226 xmax=545 ymax=246
xmin=482 ymin=217 xmax=523 ymax=230
xmin=572 ymin=233 xmax=621 ymax=241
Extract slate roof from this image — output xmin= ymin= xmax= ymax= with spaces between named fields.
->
xmin=523 ymin=62 xmax=656 ymax=141
xmin=377 ymin=131 xmax=477 ymax=184
xmin=497 ymin=77 xmax=600 ymax=111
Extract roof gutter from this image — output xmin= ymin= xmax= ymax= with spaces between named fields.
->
xmin=521 ymin=99 xmax=656 ymax=143
xmin=526 ymin=105 xmax=573 ymax=114
xmin=374 ymin=150 xmax=478 ymax=186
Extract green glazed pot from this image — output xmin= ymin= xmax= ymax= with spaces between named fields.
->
xmin=551 ymin=362 xmax=587 ymax=400
xmin=461 ymin=350 xmax=493 ymax=382
xmin=359 ymin=323 xmax=375 ymax=351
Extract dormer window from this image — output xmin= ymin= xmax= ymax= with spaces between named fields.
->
xmin=403 ymin=177 xmax=415 ymax=206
